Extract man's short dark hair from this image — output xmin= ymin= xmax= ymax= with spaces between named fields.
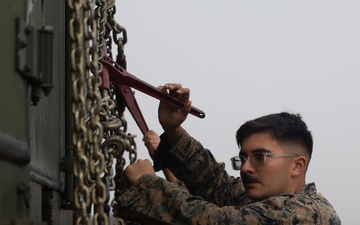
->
xmin=236 ymin=112 xmax=313 ymax=158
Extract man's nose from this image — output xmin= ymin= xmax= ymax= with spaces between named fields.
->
xmin=240 ymin=159 xmax=254 ymax=173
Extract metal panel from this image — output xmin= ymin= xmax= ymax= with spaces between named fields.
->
xmin=0 ymin=0 xmax=71 ymax=224
xmin=0 ymin=0 xmax=31 ymax=222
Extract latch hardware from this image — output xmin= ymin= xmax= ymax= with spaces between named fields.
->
xmin=16 ymin=17 xmax=54 ymax=106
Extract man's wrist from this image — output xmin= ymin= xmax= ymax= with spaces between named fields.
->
xmin=164 ymin=126 xmax=184 ymax=146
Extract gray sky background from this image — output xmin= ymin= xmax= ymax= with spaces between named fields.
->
xmin=115 ymin=1 xmax=360 ymax=224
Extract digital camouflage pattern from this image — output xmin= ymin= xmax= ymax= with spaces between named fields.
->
xmin=118 ymin=130 xmax=341 ymax=224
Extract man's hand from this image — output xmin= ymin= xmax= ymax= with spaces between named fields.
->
xmin=123 ymin=159 xmax=156 ymax=185
xmin=142 ymin=130 xmax=160 ymax=159
xmin=158 ymin=83 xmax=192 ymax=134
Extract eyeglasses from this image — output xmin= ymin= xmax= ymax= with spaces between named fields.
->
xmin=230 ymin=152 xmax=298 ymax=170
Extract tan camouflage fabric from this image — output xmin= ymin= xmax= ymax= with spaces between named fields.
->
xmin=118 ymin=130 xmax=341 ymax=225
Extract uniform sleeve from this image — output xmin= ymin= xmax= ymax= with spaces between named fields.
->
xmin=153 ymin=130 xmax=246 ymax=206
xmin=117 ymin=174 xmax=282 ymax=225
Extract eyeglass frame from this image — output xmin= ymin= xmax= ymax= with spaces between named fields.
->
xmin=230 ymin=152 xmax=298 ymax=170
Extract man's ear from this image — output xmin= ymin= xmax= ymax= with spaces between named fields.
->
xmin=291 ymin=156 xmax=307 ymax=176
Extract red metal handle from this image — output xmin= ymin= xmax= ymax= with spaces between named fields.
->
xmin=102 ymin=57 xmax=205 ymax=119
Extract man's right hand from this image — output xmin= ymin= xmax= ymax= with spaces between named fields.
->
xmin=158 ymin=83 xmax=192 ymax=133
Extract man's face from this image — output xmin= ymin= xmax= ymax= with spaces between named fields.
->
xmin=240 ymin=132 xmax=294 ymax=200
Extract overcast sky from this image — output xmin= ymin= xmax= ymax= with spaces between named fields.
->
xmin=115 ymin=1 xmax=360 ymax=224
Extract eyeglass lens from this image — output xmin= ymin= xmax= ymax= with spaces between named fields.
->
xmin=231 ymin=153 xmax=266 ymax=170
xmin=231 ymin=156 xmax=241 ymax=170
xmin=245 ymin=153 xmax=266 ymax=167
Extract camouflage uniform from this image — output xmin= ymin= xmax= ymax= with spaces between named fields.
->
xmin=118 ymin=130 xmax=341 ymax=224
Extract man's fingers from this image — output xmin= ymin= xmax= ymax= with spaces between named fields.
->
xmin=158 ymin=83 xmax=190 ymax=102
xmin=124 ymin=159 xmax=155 ymax=185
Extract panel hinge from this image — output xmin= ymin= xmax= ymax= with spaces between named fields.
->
xmin=60 ymin=157 xmax=74 ymax=209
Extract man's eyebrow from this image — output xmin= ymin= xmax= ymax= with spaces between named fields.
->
xmin=240 ymin=148 xmax=271 ymax=156
xmin=252 ymin=148 xmax=271 ymax=153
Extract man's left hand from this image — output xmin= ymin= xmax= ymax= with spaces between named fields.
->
xmin=123 ymin=159 xmax=156 ymax=185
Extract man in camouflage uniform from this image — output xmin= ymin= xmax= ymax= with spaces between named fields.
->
xmin=117 ymin=83 xmax=341 ymax=224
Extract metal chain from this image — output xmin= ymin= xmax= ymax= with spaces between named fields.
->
xmin=83 ymin=0 xmax=108 ymax=224
xmin=95 ymin=0 xmax=108 ymax=57
xmin=69 ymin=0 xmax=91 ymax=224
xmin=105 ymin=4 xmax=139 ymax=223
xmin=70 ymin=0 xmax=139 ymax=224
xmin=107 ymin=5 xmax=127 ymax=67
